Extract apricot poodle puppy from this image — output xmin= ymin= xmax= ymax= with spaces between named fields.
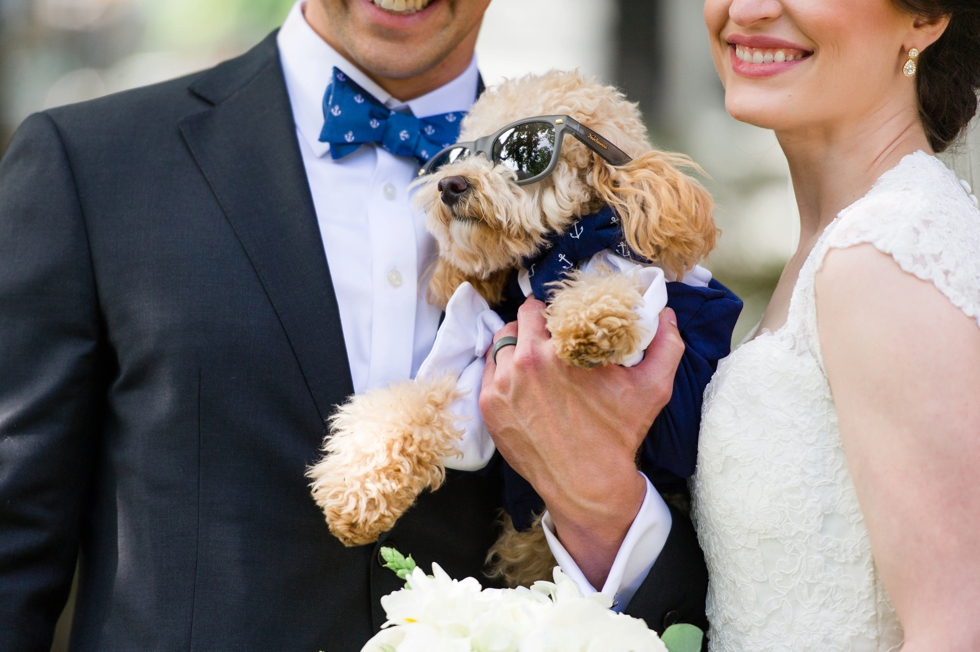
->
xmin=307 ymin=71 xmax=716 ymax=574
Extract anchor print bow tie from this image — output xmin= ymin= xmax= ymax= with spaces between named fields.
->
xmin=318 ymin=67 xmax=466 ymax=165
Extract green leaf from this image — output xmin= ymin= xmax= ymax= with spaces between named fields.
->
xmin=379 ymin=546 xmax=417 ymax=582
xmin=661 ymin=624 xmax=704 ymax=652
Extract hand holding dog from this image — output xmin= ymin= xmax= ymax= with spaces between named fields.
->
xmin=481 ymin=300 xmax=685 ymax=590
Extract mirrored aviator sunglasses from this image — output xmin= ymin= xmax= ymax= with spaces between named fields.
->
xmin=419 ymin=115 xmax=632 ymax=186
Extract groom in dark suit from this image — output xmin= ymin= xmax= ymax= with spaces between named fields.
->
xmin=0 ymin=1 xmax=708 ymax=649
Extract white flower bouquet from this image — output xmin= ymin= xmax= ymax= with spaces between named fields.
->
xmin=362 ymin=548 xmax=703 ymax=652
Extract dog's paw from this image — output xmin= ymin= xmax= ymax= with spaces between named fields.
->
xmin=545 ymin=270 xmax=644 ymax=368
xmin=307 ymin=375 xmax=463 ymax=546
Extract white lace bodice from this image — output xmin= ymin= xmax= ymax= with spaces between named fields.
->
xmin=691 ymin=152 xmax=980 ymax=651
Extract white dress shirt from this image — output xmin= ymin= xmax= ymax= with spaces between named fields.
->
xmin=276 ymin=1 xmax=668 ymax=609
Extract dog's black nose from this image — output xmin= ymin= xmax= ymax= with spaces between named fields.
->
xmin=438 ymin=176 xmax=470 ymax=206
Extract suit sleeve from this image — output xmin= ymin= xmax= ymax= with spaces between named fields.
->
xmin=0 ymin=113 xmax=105 ymax=651
xmin=623 ymin=504 xmax=710 ymax=638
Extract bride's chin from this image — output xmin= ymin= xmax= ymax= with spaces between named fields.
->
xmin=724 ymin=95 xmax=795 ymax=132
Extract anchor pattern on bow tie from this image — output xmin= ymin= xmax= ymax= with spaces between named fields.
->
xmin=522 ymin=205 xmax=647 ymax=301
xmin=319 ymin=68 xmax=466 ymax=165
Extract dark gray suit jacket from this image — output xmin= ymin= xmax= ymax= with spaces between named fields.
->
xmin=0 ymin=33 xmax=708 ymax=651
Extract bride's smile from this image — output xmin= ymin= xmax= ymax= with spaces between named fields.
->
xmin=704 ymin=0 xmax=921 ymax=134
xmin=727 ymin=35 xmax=812 ymax=78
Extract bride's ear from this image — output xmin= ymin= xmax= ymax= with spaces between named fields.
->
xmin=591 ymin=150 xmax=718 ymax=279
xmin=909 ymin=13 xmax=951 ymax=50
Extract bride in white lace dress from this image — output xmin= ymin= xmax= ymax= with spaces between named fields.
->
xmin=691 ymin=1 xmax=980 ymax=650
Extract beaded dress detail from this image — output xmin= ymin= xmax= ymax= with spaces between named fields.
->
xmin=691 ymin=152 xmax=980 ymax=651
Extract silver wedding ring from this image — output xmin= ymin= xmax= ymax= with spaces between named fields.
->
xmin=491 ymin=336 xmax=518 ymax=364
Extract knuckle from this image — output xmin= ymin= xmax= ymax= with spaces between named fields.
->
xmin=513 ymin=346 xmax=542 ymax=371
xmin=478 ymin=390 xmax=493 ymax=414
xmin=654 ymin=379 xmax=674 ymax=406
xmin=671 ymin=337 xmax=687 ymax=361
xmin=518 ymin=298 xmax=544 ymax=316
xmin=491 ymin=366 xmax=512 ymax=394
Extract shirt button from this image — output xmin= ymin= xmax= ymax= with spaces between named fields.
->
xmin=960 ymin=179 xmax=972 ymax=194
xmin=387 ymin=269 xmax=403 ymax=287
xmin=383 ymin=183 xmax=397 ymax=200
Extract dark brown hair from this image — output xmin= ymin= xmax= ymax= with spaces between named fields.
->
xmin=892 ymin=0 xmax=980 ymax=152
xmin=891 ymin=1 xmax=980 ymax=152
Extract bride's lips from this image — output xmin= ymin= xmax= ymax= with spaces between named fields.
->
xmin=726 ymin=34 xmax=813 ymax=79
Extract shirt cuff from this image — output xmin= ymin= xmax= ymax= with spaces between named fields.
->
xmin=540 ymin=472 xmax=672 ymax=611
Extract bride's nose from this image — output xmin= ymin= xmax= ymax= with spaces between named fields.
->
xmin=729 ymin=0 xmax=783 ymax=27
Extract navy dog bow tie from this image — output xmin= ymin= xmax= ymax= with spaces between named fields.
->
xmin=319 ymin=67 xmax=466 ymax=165
xmin=522 ymin=205 xmax=648 ymax=301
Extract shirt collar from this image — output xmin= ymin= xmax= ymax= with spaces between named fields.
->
xmin=277 ymin=1 xmax=479 ymax=159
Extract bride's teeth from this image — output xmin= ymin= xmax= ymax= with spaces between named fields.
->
xmin=735 ymin=45 xmax=806 ymax=64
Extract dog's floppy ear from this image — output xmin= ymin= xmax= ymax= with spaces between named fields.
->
xmin=592 ymin=150 xmax=717 ymax=279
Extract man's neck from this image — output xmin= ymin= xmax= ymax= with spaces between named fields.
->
xmin=303 ymin=2 xmax=479 ymax=102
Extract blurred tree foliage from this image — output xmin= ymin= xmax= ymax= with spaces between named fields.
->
xmin=142 ymin=0 xmax=297 ymax=52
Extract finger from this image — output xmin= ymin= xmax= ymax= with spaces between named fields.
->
xmin=481 ymin=343 xmax=497 ymax=397
xmin=487 ymin=321 xmax=519 ymax=366
xmin=635 ymin=307 xmax=686 ymax=379
xmin=492 ymin=321 xmax=519 ymax=347
xmin=515 ymin=297 xmax=550 ymax=346
xmin=483 ymin=321 xmax=519 ymax=407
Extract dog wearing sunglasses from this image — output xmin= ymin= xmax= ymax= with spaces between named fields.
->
xmin=308 ymin=70 xmax=718 ymax=585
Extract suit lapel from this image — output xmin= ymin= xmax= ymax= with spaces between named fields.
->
xmin=179 ymin=33 xmax=354 ymax=423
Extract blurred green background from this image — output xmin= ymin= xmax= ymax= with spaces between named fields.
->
xmin=0 ymin=2 xmax=975 ymax=649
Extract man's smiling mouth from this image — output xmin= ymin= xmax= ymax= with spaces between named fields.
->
xmin=369 ymin=0 xmax=432 ymax=14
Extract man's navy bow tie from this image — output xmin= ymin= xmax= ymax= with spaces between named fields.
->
xmin=318 ymin=67 xmax=466 ymax=165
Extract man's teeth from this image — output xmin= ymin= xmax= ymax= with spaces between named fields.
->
xmin=734 ymin=45 xmax=807 ymax=64
xmin=371 ymin=0 xmax=431 ymax=13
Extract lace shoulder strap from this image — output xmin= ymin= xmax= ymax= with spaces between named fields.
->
xmin=790 ymin=152 xmax=980 ymax=369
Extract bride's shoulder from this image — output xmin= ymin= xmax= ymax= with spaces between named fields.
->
xmin=816 ymin=151 xmax=980 ymax=327
xmin=828 ymin=151 xmax=980 ymax=247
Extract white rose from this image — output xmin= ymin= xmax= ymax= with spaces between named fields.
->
xmin=364 ymin=564 xmax=668 ymax=652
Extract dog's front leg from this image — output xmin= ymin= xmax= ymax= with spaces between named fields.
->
xmin=307 ymin=375 xmax=463 ymax=546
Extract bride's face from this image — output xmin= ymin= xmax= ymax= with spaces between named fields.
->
xmin=703 ymin=0 xmax=917 ymax=133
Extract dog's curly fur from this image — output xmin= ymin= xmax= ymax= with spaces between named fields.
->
xmin=485 ymin=511 xmax=557 ymax=588
xmin=307 ymin=374 xmax=463 ymax=546
xmin=309 ymin=71 xmax=717 ymax=582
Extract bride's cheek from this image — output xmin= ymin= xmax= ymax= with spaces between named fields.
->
xmin=703 ymin=0 xmax=728 ymax=32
